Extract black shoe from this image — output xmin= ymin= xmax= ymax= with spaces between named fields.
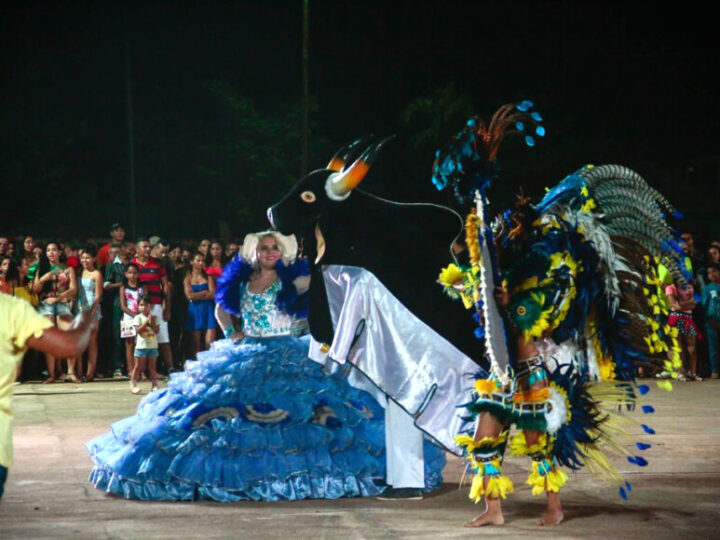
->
xmin=377 ymin=487 xmax=423 ymax=500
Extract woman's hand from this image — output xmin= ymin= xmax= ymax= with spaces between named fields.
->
xmin=44 ymin=296 xmax=58 ymax=305
xmin=229 ymin=331 xmax=244 ymax=343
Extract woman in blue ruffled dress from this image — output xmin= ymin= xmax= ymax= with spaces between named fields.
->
xmin=85 ymin=231 xmax=444 ymax=502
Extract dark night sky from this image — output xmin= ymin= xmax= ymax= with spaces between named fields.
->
xmin=1 ymin=1 xmax=717 ymax=240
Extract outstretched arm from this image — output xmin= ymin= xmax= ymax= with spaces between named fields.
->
xmin=26 ymin=310 xmax=96 ymax=357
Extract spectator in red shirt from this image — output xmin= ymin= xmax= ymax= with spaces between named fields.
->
xmin=97 ymin=223 xmax=126 ymax=269
xmin=64 ymin=242 xmax=81 ymax=272
xmin=131 ymin=238 xmax=174 ymax=373
xmin=151 ymin=238 xmax=173 ymax=274
xmin=204 ymin=240 xmax=226 ymax=279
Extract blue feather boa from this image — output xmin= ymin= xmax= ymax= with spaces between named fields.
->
xmin=215 ymin=256 xmax=310 ymax=319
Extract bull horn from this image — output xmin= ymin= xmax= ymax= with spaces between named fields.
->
xmin=327 ymin=135 xmax=395 ymax=199
xmin=326 ymin=137 xmax=370 ymax=172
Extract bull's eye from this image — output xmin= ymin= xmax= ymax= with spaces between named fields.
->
xmin=300 ymin=191 xmax=316 ymax=203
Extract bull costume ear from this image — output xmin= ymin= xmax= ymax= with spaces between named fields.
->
xmin=326 ymin=135 xmax=395 ymax=200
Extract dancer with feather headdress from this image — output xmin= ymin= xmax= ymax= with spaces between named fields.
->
xmin=433 ymin=101 xmax=685 ymax=526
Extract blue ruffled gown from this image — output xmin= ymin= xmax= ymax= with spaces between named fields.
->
xmin=85 ymin=280 xmax=445 ymax=502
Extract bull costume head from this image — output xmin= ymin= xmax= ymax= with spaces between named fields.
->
xmin=268 ymin=138 xmax=484 ymax=363
xmin=267 ymin=137 xmax=391 ymax=266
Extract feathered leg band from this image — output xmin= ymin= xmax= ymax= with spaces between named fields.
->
xmin=456 ymin=431 xmax=514 ymax=503
xmin=510 ymin=431 xmax=568 ymax=495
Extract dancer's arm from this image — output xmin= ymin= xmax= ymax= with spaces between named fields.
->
xmin=26 ymin=310 xmax=96 ymax=357
xmin=215 ymin=303 xmax=243 ymax=342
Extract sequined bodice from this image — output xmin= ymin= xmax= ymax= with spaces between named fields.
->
xmin=241 ymin=280 xmax=295 ymax=337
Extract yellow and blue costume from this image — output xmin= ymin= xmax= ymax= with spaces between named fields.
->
xmin=433 ymin=102 xmax=686 ymax=502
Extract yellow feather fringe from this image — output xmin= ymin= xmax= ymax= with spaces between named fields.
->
xmin=465 ymin=210 xmax=481 ymax=267
xmin=577 ymin=442 xmax=624 ymax=485
xmin=474 ymin=378 xmax=500 ymax=395
xmin=509 ymin=431 xmax=552 ymax=457
xmin=468 ymin=462 xmax=515 ymax=503
xmin=438 ymin=264 xmax=464 ymax=288
xmin=512 ymin=386 xmax=550 ymax=404
xmin=522 ymin=305 xmax=555 ymax=342
xmin=527 ymin=462 xmax=568 ymax=495
xmin=587 ymin=316 xmax=615 ymax=380
xmin=455 ymin=430 xmax=509 ymax=455
xmin=484 ymin=474 xmax=515 ymax=500
xmin=574 ymin=380 xmax=647 ymax=486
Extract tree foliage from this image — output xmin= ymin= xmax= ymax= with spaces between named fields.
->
xmin=195 ymin=81 xmax=320 ymax=236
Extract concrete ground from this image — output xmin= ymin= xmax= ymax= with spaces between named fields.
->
xmin=1 ymin=378 xmax=719 ymax=539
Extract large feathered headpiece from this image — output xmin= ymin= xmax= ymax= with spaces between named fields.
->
xmin=431 ymin=100 xmax=545 ymax=205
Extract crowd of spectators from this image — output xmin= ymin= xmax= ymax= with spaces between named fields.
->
xmin=1 ymin=224 xmax=720 ymax=383
xmin=660 ymin=232 xmax=720 ymax=381
xmin=0 ymin=223 xmax=241 ymax=384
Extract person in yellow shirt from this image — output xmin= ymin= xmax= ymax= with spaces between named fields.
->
xmin=0 ymin=294 xmax=96 ymax=502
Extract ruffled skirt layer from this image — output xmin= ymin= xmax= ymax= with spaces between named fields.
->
xmin=86 ymin=336 xmax=444 ymax=502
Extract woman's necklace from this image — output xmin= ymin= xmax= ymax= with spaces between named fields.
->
xmin=249 ymin=272 xmax=277 ymax=294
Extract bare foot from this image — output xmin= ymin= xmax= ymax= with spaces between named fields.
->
xmin=42 ymin=377 xmax=55 ymax=384
xmin=67 ymin=374 xmax=82 ymax=384
xmin=465 ymin=508 xmax=504 ymax=527
xmin=539 ymin=508 xmax=564 ymax=526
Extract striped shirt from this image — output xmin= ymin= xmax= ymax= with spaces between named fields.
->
xmin=131 ymin=257 xmax=166 ymax=305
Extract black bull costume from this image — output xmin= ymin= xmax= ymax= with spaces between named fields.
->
xmin=267 ymin=139 xmax=483 ymax=453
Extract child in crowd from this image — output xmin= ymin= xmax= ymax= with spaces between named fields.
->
xmin=131 ymin=297 xmax=160 ymax=394
xmin=666 ymin=279 xmax=702 ymax=381
xmin=702 ymin=263 xmax=720 ymax=379
xmin=120 ymin=263 xmax=144 ymax=380
xmin=76 ymin=248 xmax=103 ymax=381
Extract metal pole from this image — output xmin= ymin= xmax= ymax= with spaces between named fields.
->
xmin=301 ymin=0 xmax=309 ymax=175
xmin=125 ymin=42 xmax=137 ymax=239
